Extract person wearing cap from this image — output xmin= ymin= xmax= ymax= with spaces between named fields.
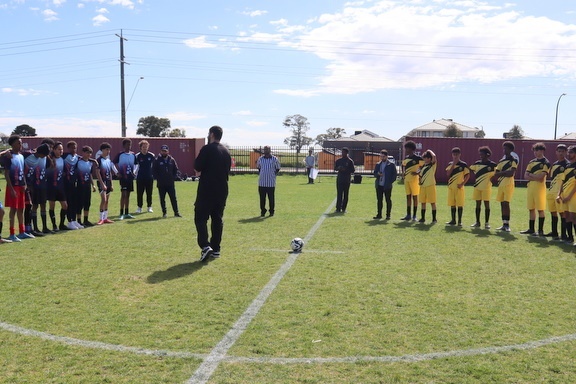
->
xmin=135 ymin=140 xmax=155 ymax=214
xmin=194 ymin=126 xmax=232 ymax=261
xmin=153 ymin=145 xmax=181 ymax=219
xmin=334 ymin=147 xmax=355 ymax=213
xmin=24 ymin=142 xmax=51 ymax=236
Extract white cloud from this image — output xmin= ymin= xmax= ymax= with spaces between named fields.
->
xmin=2 ymin=87 xmax=50 ymax=96
xmin=245 ymin=120 xmax=268 ymax=127
xmin=183 ymin=36 xmax=217 ymax=49
xmin=52 ymin=0 xmax=66 ymax=6
xmin=264 ymin=0 xmax=576 ymax=95
xmin=96 ymin=7 xmax=108 ymax=14
xmin=81 ymin=0 xmax=135 ymax=9
xmin=92 ymin=14 xmax=109 ymax=26
xmin=42 ymin=8 xmax=58 ymax=21
xmin=242 ymin=9 xmax=268 ymax=17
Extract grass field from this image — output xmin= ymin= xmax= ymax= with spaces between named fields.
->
xmin=1 ymin=174 xmax=576 ymax=383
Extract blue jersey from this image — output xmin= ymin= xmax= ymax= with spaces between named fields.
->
xmin=114 ymin=151 xmax=136 ymax=181
xmin=76 ymin=159 xmax=95 ymax=185
xmin=98 ymin=156 xmax=115 ymax=182
xmin=63 ymin=153 xmax=79 ymax=184
xmin=24 ymin=154 xmax=47 ymax=188
xmin=46 ymin=157 xmax=65 ymax=188
xmin=136 ymin=152 xmax=155 ymax=181
xmin=1 ymin=151 xmax=26 ymax=187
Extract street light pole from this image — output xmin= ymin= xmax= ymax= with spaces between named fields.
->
xmin=127 ymin=77 xmax=144 ymax=111
xmin=554 ymin=93 xmax=567 ymax=140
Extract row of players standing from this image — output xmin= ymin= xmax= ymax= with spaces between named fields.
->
xmin=0 ymin=136 xmax=181 ymax=243
xmin=333 ymin=140 xmax=575 ymax=242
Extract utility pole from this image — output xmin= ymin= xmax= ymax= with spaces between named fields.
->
xmin=116 ymin=30 xmax=128 ymax=137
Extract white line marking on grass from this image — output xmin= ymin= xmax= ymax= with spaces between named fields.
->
xmin=222 ymin=332 xmax=576 ymax=364
xmin=250 ymin=248 xmax=345 ymax=254
xmin=0 ymin=321 xmax=205 ymax=359
xmin=186 ymin=199 xmax=337 ymax=384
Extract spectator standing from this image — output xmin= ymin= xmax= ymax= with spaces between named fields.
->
xmin=305 ymin=148 xmax=316 ymax=184
xmin=135 ymin=140 xmax=155 ymax=213
xmin=153 ymin=145 xmax=181 ymax=218
xmin=334 ymin=147 xmax=355 ymax=213
xmin=373 ymin=149 xmax=397 ymax=220
xmin=257 ymin=146 xmax=281 ymax=217
xmin=194 ymin=126 xmax=232 ymax=261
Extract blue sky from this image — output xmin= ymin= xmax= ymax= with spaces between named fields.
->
xmin=2 ymin=0 xmax=576 ymax=146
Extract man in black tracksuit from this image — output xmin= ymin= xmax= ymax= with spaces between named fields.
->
xmin=194 ymin=125 xmax=232 ymax=261
xmin=153 ymin=144 xmax=181 ymax=219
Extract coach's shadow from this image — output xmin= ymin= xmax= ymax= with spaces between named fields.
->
xmin=366 ymin=219 xmax=391 ymax=226
xmin=146 ymin=260 xmax=212 ymax=284
xmin=125 ymin=216 xmax=164 ymax=224
xmin=238 ymin=216 xmax=267 ymax=224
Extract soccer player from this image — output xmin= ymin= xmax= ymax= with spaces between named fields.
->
xmin=194 ymin=126 xmax=232 ymax=261
xmin=401 ymin=140 xmax=424 ymax=221
xmin=113 ymin=139 xmax=138 ymax=220
xmin=556 ymin=145 xmax=576 ymax=244
xmin=520 ymin=143 xmax=550 ymax=236
xmin=135 ymin=140 xmax=155 ymax=213
xmin=63 ymin=141 xmax=82 ymax=229
xmin=75 ymin=146 xmax=104 ymax=227
xmin=418 ymin=149 xmax=437 ymax=223
xmin=491 ymin=141 xmax=518 ymax=232
xmin=0 ymin=202 xmax=10 ymax=243
xmin=24 ymin=143 xmax=51 ymax=236
xmin=46 ymin=141 xmax=69 ymax=232
xmin=469 ymin=146 xmax=497 ymax=229
xmin=546 ymin=144 xmax=568 ymax=240
xmin=445 ymin=147 xmax=470 ymax=226
xmin=1 ymin=135 xmax=32 ymax=241
xmin=97 ymin=142 xmax=117 ymax=225
xmin=334 ymin=147 xmax=355 ymax=213
xmin=256 ymin=145 xmax=281 ymax=217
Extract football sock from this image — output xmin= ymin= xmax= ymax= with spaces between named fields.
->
xmin=551 ymin=215 xmax=558 ymax=234
xmin=421 ymin=209 xmax=426 ymax=220
xmin=475 ymin=207 xmax=481 ymax=223
xmin=457 ymin=207 xmax=463 ymax=223
xmin=485 ymin=209 xmax=490 ymax=223
xmin=528 ymin=219 xmax=535 ymax=232
xmin=432 ymin=209 xmax=437 ymax=221
xmin=41 ymin=211 xmax=47 ymax=231
xmin=49 ymin=209 xmax=56 ymax=227
xmin=561 ymin=217 xmax=566 ymax=238
xmin=412 ymin=206 xmax=417 ymax=217
xmin=451 ymin=207 xmax=456 ymax=221
xmin=538 ymin=217 xmax=544 ymax=233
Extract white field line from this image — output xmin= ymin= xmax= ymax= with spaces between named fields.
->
xmin=186 ymin=199 xmax=337 ymax=384
xmin=250 ymin=248 xmax=345 ymax=254
xmin=0 ymin=321 xmax=205 ymax=359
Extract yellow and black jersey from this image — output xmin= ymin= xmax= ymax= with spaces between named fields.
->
xmin=548 ymin=159 xmax=568 ymax=195
xmin=560 ymin=162 xmax=576 ymax=195
xmin=469 ymin=160 xmax=497 ymax=190
xmin=419 ymin=162 xmax=437 ymax=187
xmin=446 ymin=161 xmax=469 ymax=189
xmin=402 ymin=154 xmax=424 ymax=183
xmin=525 ymin=157 xmax=550 ymax=185
xmin=495 ymin=156 xmax=518 ymax=187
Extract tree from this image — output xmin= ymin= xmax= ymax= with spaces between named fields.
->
xmin=165 ymin=128 xmax=186 ymax=137
xmin=443 ymin=123 xmax=462 ymax=138
xmin=505 ymin=125 xmax=524 ymax=139
xmin=12 ymin=124 xmax=37 ymax=137
xmin=474 ymin=128 xmax=486 ymax=138
xmin=315 ymin=127 xmax=347 ymax=146
xmin=0 ymin=132 xmax=8 ymax=144
xmin=283 ymin=114 xmax=312 ymax=155
xmin=136 ymin=116 xmax=171 ymax=137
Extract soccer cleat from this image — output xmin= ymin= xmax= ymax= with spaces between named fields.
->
xmin=52 ymin=226 xmax=60 ymax=233
xmin=175 ymin=213 xmax=182 ymax=217
xmin=432 ymin=220 xmax=438 ymax=224
xmin=31 ymin=230 xmax=45 ymax=237
xmin=400 ymin=215 xmax=411 ymax=221
xmin=543 ymin=232 xmax=558 ymax=237
xmin=470 ymin=222 xmax=481 ymax=227
xmin=446 ymin=220 xmax=457 ymax=225
xmin=103 ymin=218 xmax=114 ymax=224
xmin=97 ymin=219 xmax=105 ymax=225
xmin=412 ymin=216 xmax=418 ymax=221
xmin=162 ymin=213 xmax=167 ymax=218
xmin=520 ymin=229 xmax=535 ymax=235
xmin=74 ymin=221 xmax=85 ymax=229
xmin=418 ymin=218 xmax=425 ymax=223
xmin=42 ymin=228 xmax=55 ymax=235
xmin=118 ymin=215 xmax=125 ymax=221
xmin=147 ymin=207 xmax=153 ymax=213
xmin=200 ymin=246 xmax=213 ymax=262
xmin=457 ymin=222 xmax=462 ymax=227
xmin=135 ymin=207 xmax=142 ymax=213
xmin=373 ymin=215 xmax=382 ymax=220
xmin=496 ymin=225 xmax=510 ymax=232
xmin=124 ymin=214 xmax=135 ymax=219
xmin=0 ymin=237 xmax=13 ymax=244
xmin=17 ymin=232 xmax=35 ymax=239
xmin=385 ymin=216 xmax=390 ymax=220
xmin=83 ymin=221 xmax=94 ymax=227
xmin=212 ymin=251 xmax=221 ymax=258
xmin=60 ymin=224 xmax=70 ymax=231
xmin=7 ymin=234 xmax=21 ymax=242
xmin=531 ymin=231 xmax=544 ymax=237
xmin=484 ymin=223 xmax=491 ymax=229
xmin=552 ymin=236 xmax=561 ymax=241
xmin=67 ymin=222 xmax=78 ymax=230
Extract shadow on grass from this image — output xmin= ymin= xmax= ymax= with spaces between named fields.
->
xmin=413 ymin=222 xmax=433 ymax=231
xmin=494 ymin=231 xmax=518 ymax=241
xmin=470 ymin=228 xmax=491 ymax=237
xmin=124 ymin=216 xmax=165 ymax=224
xmin=365 ymin=218 xmax=392 ymax=226
xmin=443 ymin=225 xmax=465 ymax=233
xmin=238 ymin=216 xmax=266 ymax=224
xmin=526 ymin=235 xmax=553 ymax=248
xmin=146 ymin=259 xmax=213 ymax=284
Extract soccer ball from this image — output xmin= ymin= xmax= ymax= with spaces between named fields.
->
xmin=290 ymin=237 xmax=304 ymax=252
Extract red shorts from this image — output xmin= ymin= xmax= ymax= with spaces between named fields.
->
xmin=5 ymin=185 xmax=26 ymax=209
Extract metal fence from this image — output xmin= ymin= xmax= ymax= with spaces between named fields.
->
xmin=228 ymin=146 xmax=387 ymax=175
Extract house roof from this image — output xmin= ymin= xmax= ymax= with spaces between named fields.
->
xmin=559 ymin=132 xmax=576 ymax=140
xmin=330 ymin=129 xmax=395 ymax=142
xmin=407 ymin=118 xmax=480 ymax=135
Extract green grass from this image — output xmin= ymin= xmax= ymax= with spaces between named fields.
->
xmin=1 ymin=174 xmax=576 ymax=383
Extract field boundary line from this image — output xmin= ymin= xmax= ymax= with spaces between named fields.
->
xmin=0 ymin=321 xmax=205 ymax=359
xmin=186 ymin=199 xmax=337 ymax=384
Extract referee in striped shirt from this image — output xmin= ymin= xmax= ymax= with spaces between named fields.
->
xmin=257 ymin=146 xmax=281 ymax=217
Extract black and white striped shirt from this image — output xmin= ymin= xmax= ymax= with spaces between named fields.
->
xmin=257 ymin=155 xmax=281 ymax=187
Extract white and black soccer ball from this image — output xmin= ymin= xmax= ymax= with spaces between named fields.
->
xmin=290 ymin=237 xmax=304 ymax=252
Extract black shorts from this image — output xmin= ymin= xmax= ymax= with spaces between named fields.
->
xmin=119 ymin=179 xmax=134 ymax=192
xmin=99 ymin=180 xmax=113 ymax=194
xmin=47 ymin=185 xmax=66 ymax=202
xmin=30 ymin=186 xmax=48 ymax=205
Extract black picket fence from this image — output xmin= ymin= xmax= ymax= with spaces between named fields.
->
xmin=228 ymin=146 xmax=391 ymax=175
